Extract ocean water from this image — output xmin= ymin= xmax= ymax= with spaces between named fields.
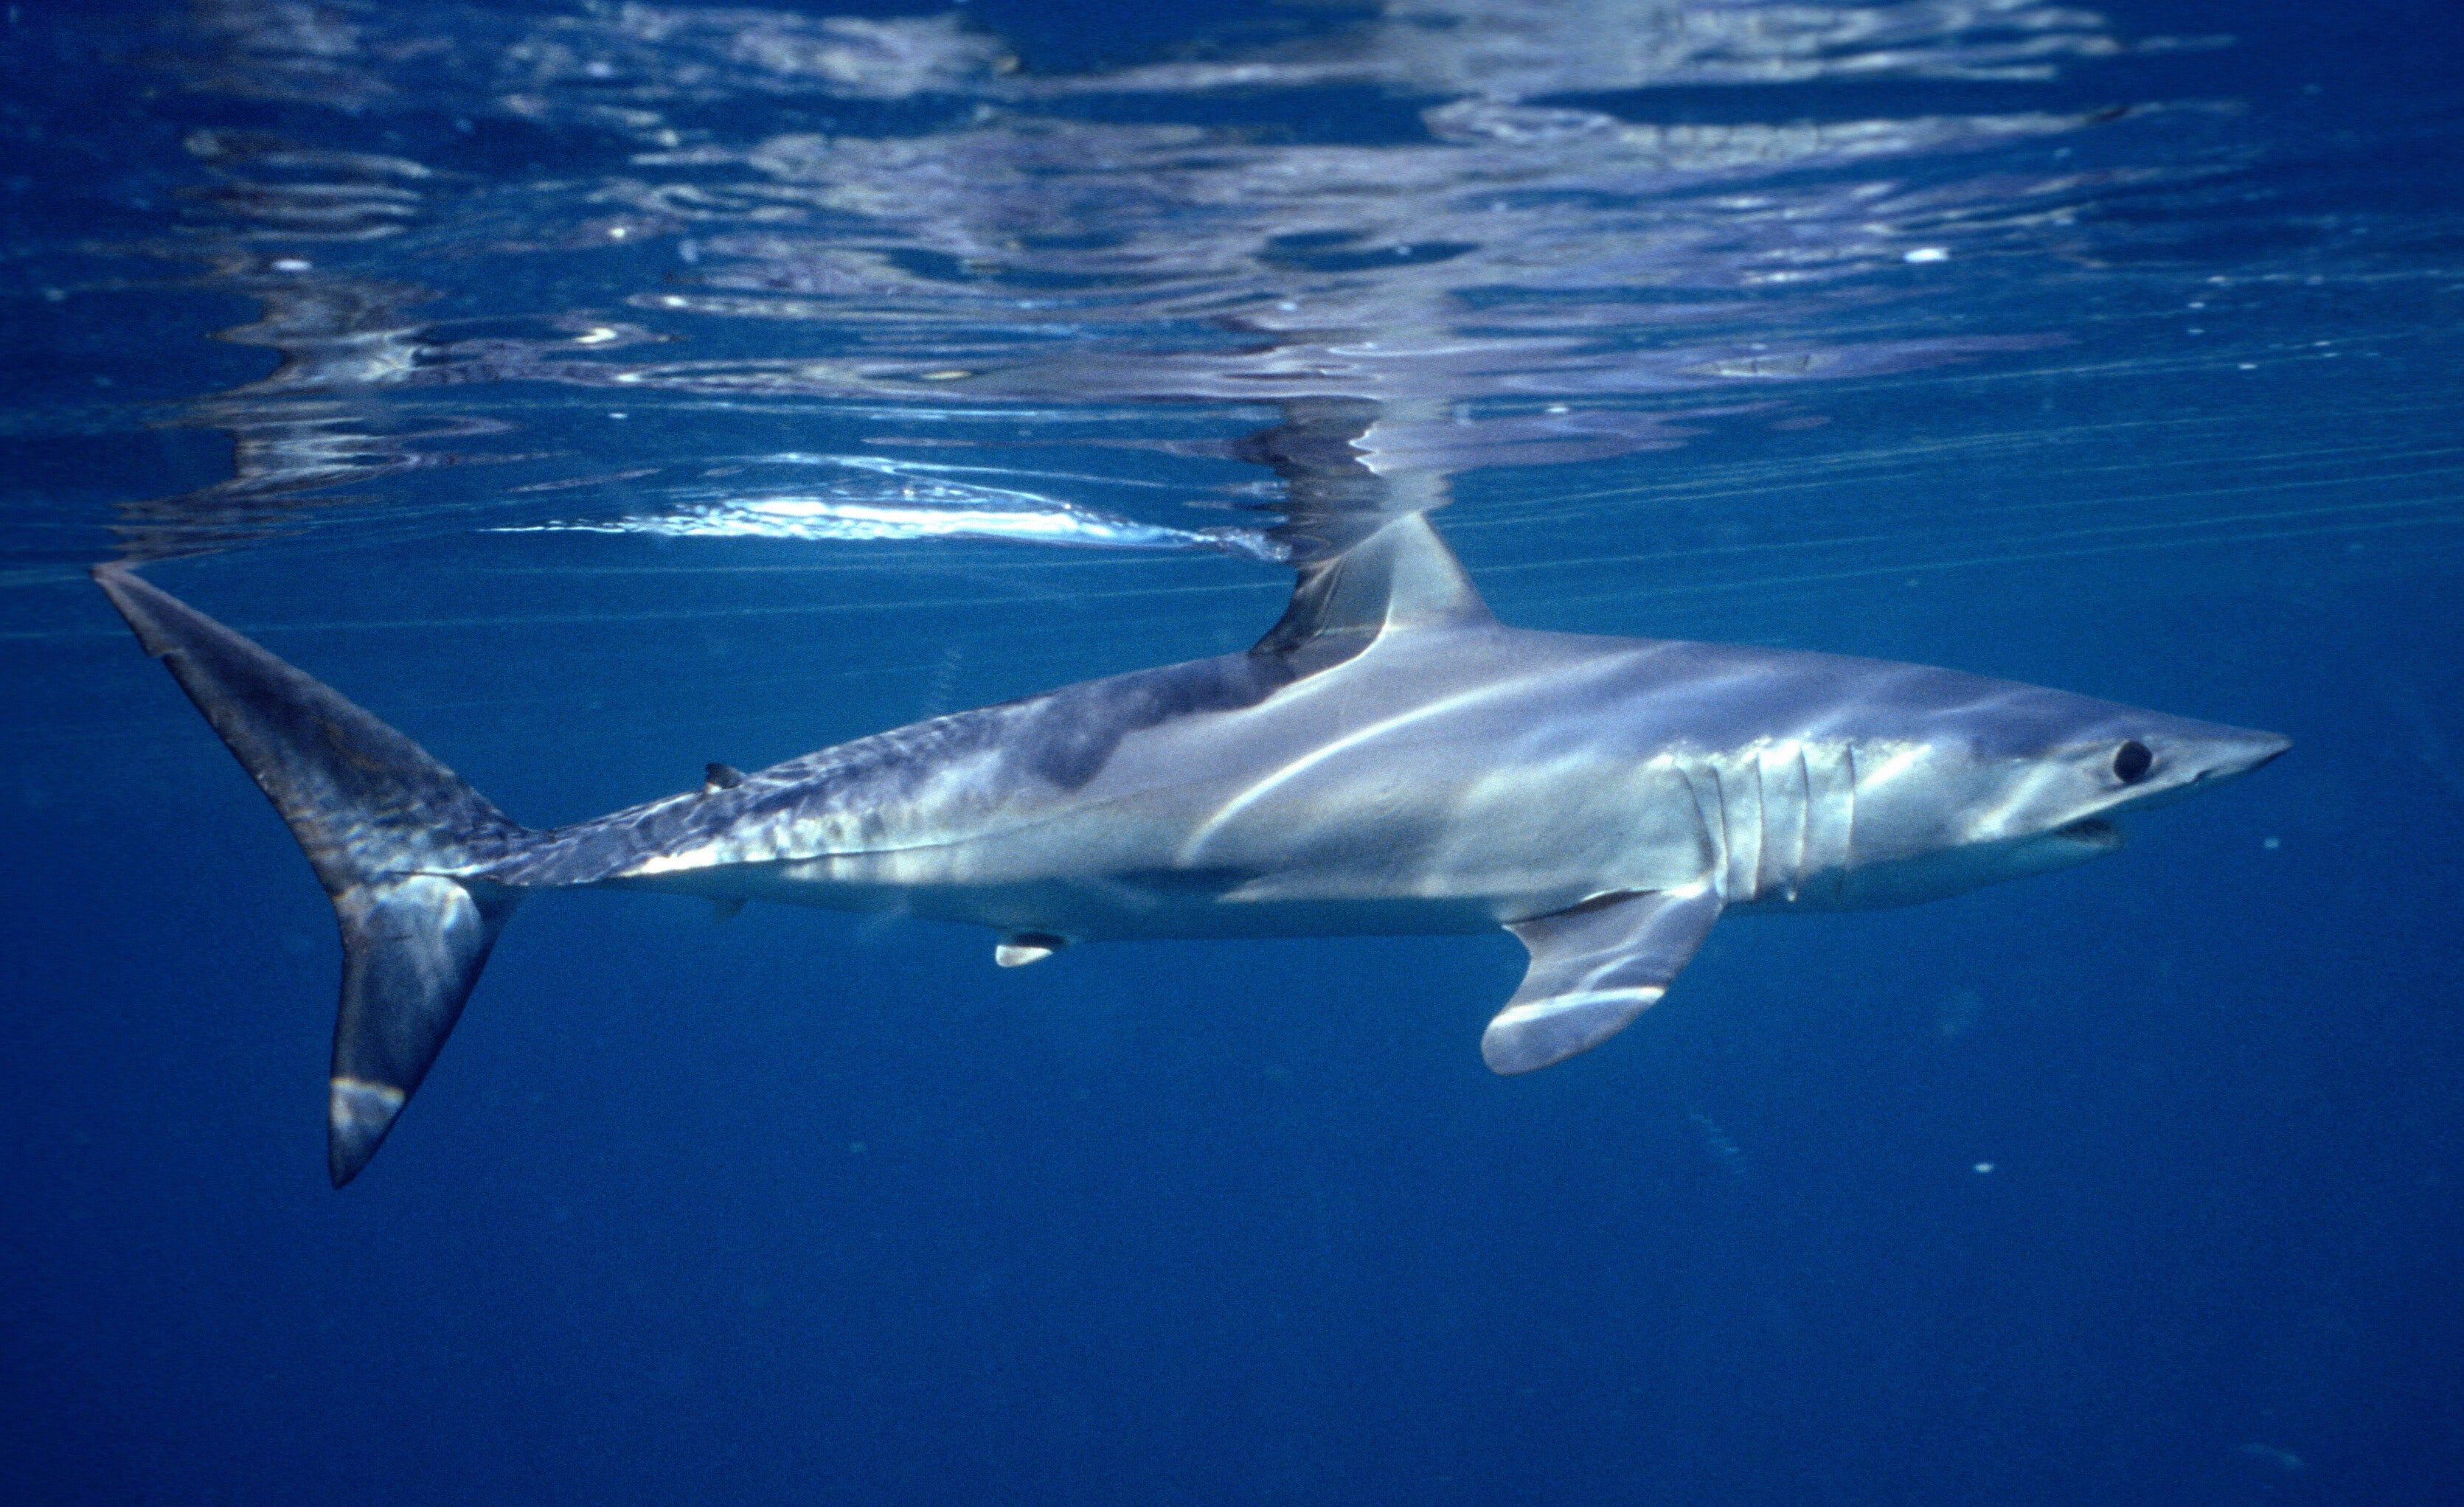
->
xmin=3 ymin=1 xmax=2460 ymax=1502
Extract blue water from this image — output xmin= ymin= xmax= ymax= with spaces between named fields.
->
xmin=4 ymin=1 xmax=2460 ymax=1501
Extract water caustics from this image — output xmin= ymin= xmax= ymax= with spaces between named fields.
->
xmin=95 ymin=0 xmax=2412 ymax=577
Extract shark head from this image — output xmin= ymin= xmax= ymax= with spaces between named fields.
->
xmin=1832 ymin=680 xmax=2289 ymax=906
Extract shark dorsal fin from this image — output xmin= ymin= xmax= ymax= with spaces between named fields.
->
xmin=1250 ymin=512 xmax=1493 ymax=670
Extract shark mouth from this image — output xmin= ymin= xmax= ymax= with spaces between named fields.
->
xmin=2052 ymin=817 xmax=2125 ymax=849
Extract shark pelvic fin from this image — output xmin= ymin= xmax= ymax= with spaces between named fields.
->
xmin=1484 ymin=887 xmax=1722 ymax=1074
xmin=1251 ymin=512 xmax=1493 ymax=671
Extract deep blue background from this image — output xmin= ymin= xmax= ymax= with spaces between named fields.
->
xmin=4 ymin=2 xmax=2461 ymax=1503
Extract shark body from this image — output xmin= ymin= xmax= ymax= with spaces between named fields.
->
xmin=95 ymin=515 xmax=2286 ymax=1184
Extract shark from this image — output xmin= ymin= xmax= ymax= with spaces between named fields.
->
xmin=93 ymin=513 xmax=2286 ymax=1185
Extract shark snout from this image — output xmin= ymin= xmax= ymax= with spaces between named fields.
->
xmin=2194 ymin=729 xmax=2291 ymax=784
xmin=2117 ymin=727 xmax=2287 ymax=815
xmin=2086 ymin=725 xmax=2287 ymax=821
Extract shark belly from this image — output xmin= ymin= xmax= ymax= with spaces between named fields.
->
xmin=602 ymin=757 xmax=1692 ymax=941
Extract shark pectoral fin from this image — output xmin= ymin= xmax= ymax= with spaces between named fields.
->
xmin=1484 ymin=887 xmax=1723 ymax=1074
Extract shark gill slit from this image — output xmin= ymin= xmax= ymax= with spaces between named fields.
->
xmin=1754 ymin=744 xmax=1788 ymax=902
xmin=1690 ymin=759 xmax=1729 ymax=903
xmin=1787 ymin=742 xmax=1814 ymax=900
xmin=1738 ymin=751 xmax=1766 ymax=903
xmin=1710 ymin=759 xmax=1733 ymax=901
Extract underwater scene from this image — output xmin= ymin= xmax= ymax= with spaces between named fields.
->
xmin=2 ymin=1 xmax=2460 ymax=1501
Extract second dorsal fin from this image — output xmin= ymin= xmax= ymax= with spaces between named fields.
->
xmin=1250 ymin=512 xmax=1492 ymax=672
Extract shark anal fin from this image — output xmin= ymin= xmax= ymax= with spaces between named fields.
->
xmin=709 ymin=897 xmax=747 ymax=922
xmin=704 ymin=762 xmax=746 ymax=793
xmin=1484 ymin=887 xmax=1722 ymax=1074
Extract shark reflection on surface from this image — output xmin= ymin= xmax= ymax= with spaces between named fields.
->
xmin=501 ymin=491 xmax=1278 ymax=558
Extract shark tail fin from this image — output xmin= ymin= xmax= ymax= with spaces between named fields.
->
xmin=92 ymin=565 xmax=530 ymax=1186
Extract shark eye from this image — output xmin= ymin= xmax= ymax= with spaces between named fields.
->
xmin=2112 ymin=740 xmax=2154 ymax=784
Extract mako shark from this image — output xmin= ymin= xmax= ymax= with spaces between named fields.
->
xmin=94 ymin=515 xmax=2286 ymax=1184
